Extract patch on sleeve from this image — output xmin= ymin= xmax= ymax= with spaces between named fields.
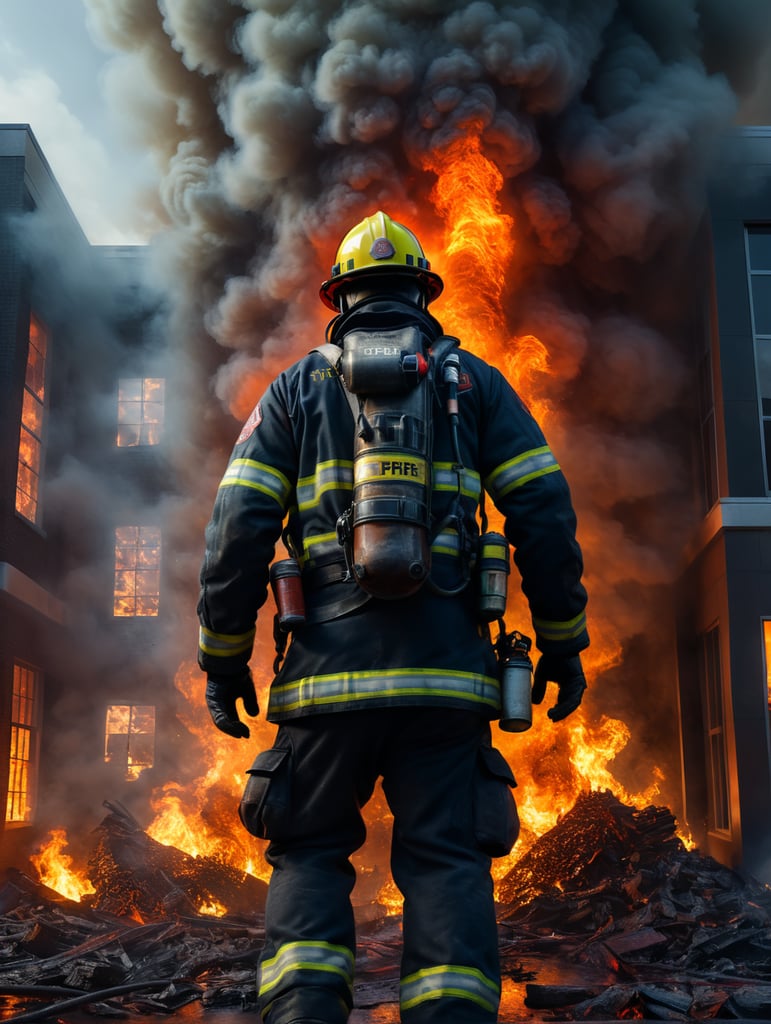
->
xmin=237 ymin=403 xmax=262 ymax=444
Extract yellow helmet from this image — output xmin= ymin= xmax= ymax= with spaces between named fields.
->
xmin=320 ymin=211 xmax=444 ymax=311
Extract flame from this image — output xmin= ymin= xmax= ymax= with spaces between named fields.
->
xmin=145 ymin=662 xmax=272 ymax=888
xmin=422 ymin=135 xmax=553 ymax=424
xmin=31 ymin=829 xmax=95 ymax=902
xmin=198 ymin=898 xmax=228 ymax=916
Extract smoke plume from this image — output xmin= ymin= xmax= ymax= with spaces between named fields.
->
xmin=70 ymin=0 xmax=771 ymax=826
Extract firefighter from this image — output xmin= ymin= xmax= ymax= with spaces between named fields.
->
xmin=198 ymin=211 xmax=589 ymax=1024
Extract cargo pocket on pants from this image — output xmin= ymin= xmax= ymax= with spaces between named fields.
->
xmin=473 ymin=743 xmax=520 ymax=858
xmin=239 ymin=746 xmax=291 ymax=840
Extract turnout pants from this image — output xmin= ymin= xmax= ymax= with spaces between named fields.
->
xmin=241 ymin=707 xmax=519 ymax=1024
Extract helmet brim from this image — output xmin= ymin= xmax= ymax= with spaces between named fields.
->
xmin=319 ymin=265 xmax=444 ymax=311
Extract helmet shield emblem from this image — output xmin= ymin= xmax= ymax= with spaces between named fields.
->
xmin=370 ymin=237 xmax=396 ymax=260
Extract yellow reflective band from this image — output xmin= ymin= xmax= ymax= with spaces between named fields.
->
xmin=300 ymin=531 xmax=342 ymax=566
xmin=199 ymin=625 xmax=255 ymax=658
xmin=485 ymin=445 xmax=560 ymax=499
xmin=355 ymin=453 xmax=427 ymax=485
xmin=432 ymin=462 xmax=481 ymax=499
xmin=219 ymin=458 xmax=292 ymax=509
xmin=481 ymin=540 xmax=508 ymax=560
xmin=431 ymin=529 xmax=461 ymax=558
xmin=533 ymin=610 xmax=587 ymax=642
xmin=268 ymin=668 xmax=501 ymax=716
xmin=259 ymin=941 xmax=354 ymax=999
xmin=400 ymin=964 xmax=499 ymax=1013
xmin=296 ymin=459 xmax=353 ymax=512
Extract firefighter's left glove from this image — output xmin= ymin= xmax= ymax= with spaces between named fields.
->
xmin=205 ymin=669 xmax=259 ymax=739
xmin=532 ymin=654 xmax=587 ymax=723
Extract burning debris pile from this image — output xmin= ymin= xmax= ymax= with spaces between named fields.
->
xmin=498 ymin=790 xmax=771 ymax=1020
xmin=1 ymin=792 xmax=771 ymax=1021
xmin=87 ymin=801 xmax=267 ymax=921
xmin=0 ymin=868 xmax=265 ymax=1019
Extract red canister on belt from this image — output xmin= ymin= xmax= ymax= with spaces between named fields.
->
xmin=269 ymin=558 xmax=306 ymax=631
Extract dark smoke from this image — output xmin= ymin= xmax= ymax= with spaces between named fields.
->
xmin=71 ymin=0 xmax=771 ymax=824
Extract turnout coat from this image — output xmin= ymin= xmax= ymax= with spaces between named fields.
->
xmin=198 ymin=303 xmax=588 ymax=722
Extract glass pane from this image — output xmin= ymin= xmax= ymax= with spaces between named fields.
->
xmin=136 ymin=570 xmax=160 ymax=595
xmin=131 ymin=706 xmax=156 ymax=733
xmin=17 ymin=426 xmax=40 ymax=472
xmin=118 ymin=379 xmax=142 ymax=402
xmin=22 ymin=389 xmax=43 ymax=437
xmin=118 ymin=400 xmax=141 ymax=425
xmin=117 ymin=425 xmax=140 ymax=447
xmin=143 ymin=379 xmax=164 ymax=401
xmin=106 ymin=705 xmax=131 ymax=733
xmin=751 ymin=275 xmax=771 ymax=335
xmin=748 ymin=226 xmax=771 ymax=270
xmin=138 ymin=527 xmax=161 ymax=550
xmin=114 ymin=570 xmax=135 ymax=596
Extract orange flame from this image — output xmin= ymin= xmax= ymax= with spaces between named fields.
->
xmin=31 ymin=829 xmax=95 ymax=903
xmin=145 ymin=661 xmax=273 ymax=892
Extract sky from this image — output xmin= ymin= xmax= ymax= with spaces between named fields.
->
xmin=0 ymin=0 xmax=156 ymax=244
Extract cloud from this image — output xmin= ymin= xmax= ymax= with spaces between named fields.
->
xmin=0 ymin=67 xmax=150 ymax=244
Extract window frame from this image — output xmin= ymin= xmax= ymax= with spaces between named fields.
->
xmin=113 ymin=525 xmax=162 ymax=618
xmin=116 ymin=377 xmax=165 ymax=448
xmin=104 ymin=703 xmax=157 ymax=780
xmin=5 ymin=661 xmax=43 ymax=826
xmin=698 ymin=623 xmax=731 ymax=837
xmin=15 ymin=313 xmax=49 ymax=526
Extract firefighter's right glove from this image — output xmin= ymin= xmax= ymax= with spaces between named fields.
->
xmin=532 ymin=654 xmax=587 ymax=723
xmin=205 ymin=669 xmax=259 ymax=739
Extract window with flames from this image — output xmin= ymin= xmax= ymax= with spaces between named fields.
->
xmin=105 ymin=705 xmax=156 ymax=780
xmin=113 ymin=526 xmax=161 ymax=617
xmin=15 ymin=314 xmax=48 ymax=525
xmin=5 ymin=663 xmax=42 ymax=824
xmin=117 ymin=378 xmax=164 ymax=447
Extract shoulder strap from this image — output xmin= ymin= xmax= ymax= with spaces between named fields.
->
xmin=313 ymin=343 xmax=359 ymax=423
xmin=429 ymin=335 xmax=460 ymax=378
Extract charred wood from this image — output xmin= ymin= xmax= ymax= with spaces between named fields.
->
xmin=88 ymin=800 xmax=267 ymax=921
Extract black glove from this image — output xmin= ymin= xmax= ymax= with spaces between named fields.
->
xmin=532 ymin=654 xmax=587 ymax=722
xmin=205 ymin=669 xmax=259 ymax=739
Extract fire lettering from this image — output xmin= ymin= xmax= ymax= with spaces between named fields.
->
xmin=380 ymin=460 xmax=420 ymax=477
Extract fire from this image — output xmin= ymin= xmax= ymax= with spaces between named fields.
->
xmin=145 ymin=662 xmax=272 ymax=891
xmin=31 ymin=829 xmax=95 ymax=903
xmin=427 ymin=136 xmax=514 ymax=353
xmin=423 ymin=135 xmax=553 ymax=424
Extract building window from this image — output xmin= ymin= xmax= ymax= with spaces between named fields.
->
xmin=699 ymin=624 xmax=731 ymax=835
xmin=5 ymin=663 xmax=42 ymax=824
xmin=117 ymin=378 xmax=164 ymax=447
xmin=748 ymin=225 xmax=771 ymax=491
xmin=113 ymin=526 xmax=161 ymax=617
xmin=105 ymin=705 xmax=156 ymax=780
xmin=15 ymin=314 xmax=48 ymax=524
